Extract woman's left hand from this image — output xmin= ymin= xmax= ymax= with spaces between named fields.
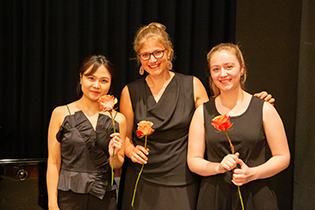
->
xmin=254 ymin=91 xmax=275 ymax=105
xmin=108 ymin=133 xmax=123 ymax=156
xmin=232 ymin=159 xmax=252 ymax=186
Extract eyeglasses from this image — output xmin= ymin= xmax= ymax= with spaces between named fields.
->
xmin=138 ymin=49 xmax=166 ymax=61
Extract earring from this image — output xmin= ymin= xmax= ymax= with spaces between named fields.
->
xmin=139 ymin=66 xmax=144 ymax=75
xmin=167 ymin=60 xmax=173 ymax=70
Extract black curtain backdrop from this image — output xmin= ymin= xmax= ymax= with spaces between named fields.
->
xmin=293 ymin=0 xmax=315 ymax=209
xmin=0 ymin=1 xmax=236 ymax=159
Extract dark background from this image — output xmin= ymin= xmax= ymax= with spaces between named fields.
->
xmin=0 ymin=0 xmax=314 ymax=209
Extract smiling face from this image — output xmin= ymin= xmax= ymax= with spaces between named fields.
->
xmin=139 ymin=38 xmax=171 ymax=76
xmin=209 ymin=50 xmax=244 ymax=94
xmin=207 ymin=43 xmax=247 ymax=96
xmin=80 ymin=64 xmax=112 ymax=102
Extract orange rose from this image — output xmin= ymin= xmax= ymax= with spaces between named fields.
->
xmin=211 ymin=114 xmax=233 ymax=131
xmin=132 ymin=120 xmax=154 ymax=207
xmin=136 ymin=121 xmax=154 ymax=137
xmin=97 ymin=95 xmax=118 ymax=111
xmin=97 ymin=94 xmax=118 ymax=186
xmin=211 ymin=114 xmax=244 ymax=210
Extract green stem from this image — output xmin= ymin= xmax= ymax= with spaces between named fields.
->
xmin=238 ymin=186 xmax=245 ymax=210
xmin=109 ymin=111 xmax=116 ymax=185
xmin=131 ymin=135 xmax=148 ymax=208
xmin=224 ymin=130 xmax=234 ymax=154
xmin=131 ymin=163 xmax=144 ymax=207
xmin=224 ymin=130 xmax=244 ymax=210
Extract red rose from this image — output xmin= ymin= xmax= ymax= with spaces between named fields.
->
xmin=211 ymin=114 xmax=233 ymax=131
xmin=136 ymin=121 xmax=154 ymax=137
xmin=211 ymin=114 xmax=244 ymax=210
xmin=97 ymin=95 xmax=118 ymax=111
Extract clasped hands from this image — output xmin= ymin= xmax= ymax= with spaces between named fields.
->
xmin=217 ymin=152 xmax=252 ymax=186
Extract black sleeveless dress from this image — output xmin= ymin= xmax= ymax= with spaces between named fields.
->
xmin=56 ymin=109 xmax=118 ymax=208
xmin=197 ymin=96 xmax=278 ymax=210
xmin=119 ymin=73 xmax=200 ymax=210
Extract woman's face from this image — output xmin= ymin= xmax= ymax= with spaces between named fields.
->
xmin=209 ymin=50 xmax=244 ymax=93
xmin=80 ymin=64 xmax=112 ymax=101
xmin=139 ymin=39 xmax=171 ymax=76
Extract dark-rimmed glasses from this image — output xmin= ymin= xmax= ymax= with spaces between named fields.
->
xmin=138 ymin=49 xmax=166 ymax=61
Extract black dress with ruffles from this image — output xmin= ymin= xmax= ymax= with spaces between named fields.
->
xmin=56 ymin=110 xmax=118 ymax=202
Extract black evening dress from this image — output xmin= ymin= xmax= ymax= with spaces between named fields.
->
xmin=197 ymin=96 xmax=278 ymax=210
xmin=119 ymin=72 xmax=200 ymax=210
xmin=56 ymin=109 xmax=118 ymax=209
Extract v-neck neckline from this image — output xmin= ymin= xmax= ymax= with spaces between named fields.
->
xmin=145 ymin=73 xmax=176 ymax=104
xmin=79 ymin=110 xmax=100 ymax=131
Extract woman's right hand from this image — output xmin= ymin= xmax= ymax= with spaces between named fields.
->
xmin=216 ymin=152 xmax=239 ymax=174
xmin=129 ymin=145 xmax=149 ymax=164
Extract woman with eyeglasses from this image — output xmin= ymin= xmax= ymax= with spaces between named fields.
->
xmin=118 ymin=22 xmax=275 ymax=210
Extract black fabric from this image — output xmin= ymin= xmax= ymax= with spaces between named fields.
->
xmin=126 ymin=72 xmax=195 ymax=186
xmin=293 ymin=1 xmax=315 ymax=209
xmin=119 ymin=73 xmax=199 ymax=209
xmin=56 ymin=111 xmax=118 ymax=200
xmin=58 ymin=189 xmax=117 ymax=210
xmin=198 ymin=96 xmax=278 ymax=210
xmin=120 ymin=163 xmax=199 ymax=210
xmin=0 ymin=0 xmax=236 ymax=159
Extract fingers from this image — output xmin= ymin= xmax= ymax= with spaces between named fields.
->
xmin=109 ymin=133 xmax=123 ymax=153
xmin=220 ymin=154 xmax=239 ymax=172
xmin=254 ymin=91 xmax=275 ymax=105
xmin=130 ymin=145 xmax=149 ymax=164
xmin=232 ymin=171 xmax=246 ymax=186
xmin=232 ymin=159 xmax=249 ymax=186
xmin=268 ymin=98 xmax=275 ymax=105
xmin=254 ymin=91 xmax=266 ymax=98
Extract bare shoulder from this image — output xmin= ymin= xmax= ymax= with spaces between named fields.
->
xmin=121 ymin=85 xmax=130 ymax=99
xmin=51 ymin=105 xmax=70 ymax=121
xmin=193 ymin=76 xmax=203 ymax=86
xmin=48 ymin=105 xmax=70 ymax=129
xmin=193 ymin=76 xmax=209 ymax=108
xmin=263 ymin=100 xmax=277 ymax=115
xmin=115 ymin=112 xmax=126 ymax=124
xmin=262 ymin=101 xmax=281 ymax=123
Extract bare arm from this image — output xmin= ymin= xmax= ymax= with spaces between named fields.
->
xmin=46 ymin=107 xmax=65 ymax=210
xmin=120 ymin=86 xmax=148 ymax=164
xmin=193 ymin=77 xmax=209 ymax=108
xmin=188 ymin=105 xmax=239 ymax=176
xmin=232 ymin=102 xmax=290 ymax=186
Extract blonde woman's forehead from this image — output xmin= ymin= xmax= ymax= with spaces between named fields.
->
xmin=140 ymin=39 xmax=165 ymax=52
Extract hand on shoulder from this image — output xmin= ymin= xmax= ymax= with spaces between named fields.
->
xmin=254 ymin=91 xmax=275 ymax=105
